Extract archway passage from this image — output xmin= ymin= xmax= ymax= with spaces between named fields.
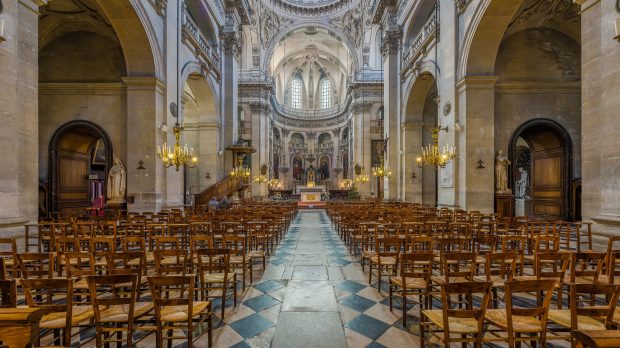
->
xmin=509 ymin=119 xmax=573 ymax=221
xmin=49 ymin=121 xmax=113 ymax=217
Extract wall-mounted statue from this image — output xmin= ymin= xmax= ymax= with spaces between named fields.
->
xmin=495 ymin=150 xmax=511 ymax=192
xmin=515 ymin=167 xmax=530 ymax=199
xmin=260 ymin=10 xmax=280 ymax=49
xmin=342 ymin=9 xmax=362 ymax=48
xmin=107 ymin=158 xmax=126 ymax=203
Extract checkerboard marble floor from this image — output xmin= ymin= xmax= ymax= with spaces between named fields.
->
xmin=203 ymin=209 xmax=420 ymax=348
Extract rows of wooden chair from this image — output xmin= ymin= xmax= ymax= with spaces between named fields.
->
xmin=327 ymin=201 xmax=617 ymax=348
xmin=0 ymin=202 xmax=297 ymax=347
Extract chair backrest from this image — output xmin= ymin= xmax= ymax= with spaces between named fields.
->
xmin=400 ymin=252 xmax=433 ymax=285
xmin=21 ymin=278 xmax=70 ymax=343
xmin=485 ymin=252 xmax=518 ymax=282
xmin=503 ymin=279 xmax=556 ymax=341
xmin=87 ymin=274 xmax=137 ymax=325
xmin=106 ymin=251 xmax=145 ymax=276
xmin=64 ymin=252 xmax=95 ymax=277
xmin=196 ymin=248 xmax=231 ymax=275
xmin=154 ymin=249 xmax=187 ymax=275
xmin=148 ymin=275 xmax=195 ymax=323
xmin=570 ymin=283 xmax=620 ymax=330
xmin=190 ymin=235 xmax=214 ymax=252
xmin=440 ymin=281 xmax=492 ymax=346
xmin=406 ymin=236 xmax=434 ymax=253
xmin=438 ymin=237 xmax=470 ymax=253
xmin=17 ymin=252 xmax=54 ymax=279
xmin=223 ymin=235 xmax=246 ymax=256
xmin=123 ymin=237 xmax=146 ymax=253
xmin=474 ymin=236 xmax=497 ymax=256
xmin=0 ymin=279 xmax=16 ymax=308
xmin=155 ymin=236 xmax=180 ymax=250
xmin=441 ymin=251 xmax=477 ymax=281
xmin=536 ymin=251 xmax=570 ymax=280
xmin=375 ymin=237 xmax=402 ymax=259
xmin=533 ymin=234 xmax=560 ymax=252
xmin=570 ymin=251 xmax=606 ymax=283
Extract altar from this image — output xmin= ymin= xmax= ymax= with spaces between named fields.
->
xmin=296 ymin=185 xmax=326 ymax=203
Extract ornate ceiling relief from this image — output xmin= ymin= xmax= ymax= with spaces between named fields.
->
xmin=260 ymin=10 xmax=280 ymax=49
xmin=511 ymin=0 xmax=580 ymax=25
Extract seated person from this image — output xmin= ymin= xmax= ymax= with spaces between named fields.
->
xmin=208 ymin=197 xmax=219 ymax=211
xmin=219 ymin=196 xmax=231 ymax=209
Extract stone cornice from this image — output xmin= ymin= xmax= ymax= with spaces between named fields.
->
xmin=496 ymin=81 xmax=580 ymax=94
xmin=39 ymin=83 xmax=125 ymax=95
xmin=456 ymin=76 xmax=499 ymax=92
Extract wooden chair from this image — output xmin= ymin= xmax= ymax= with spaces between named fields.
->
xmin=368 ymin=237 xmax=402 ymax=289
xmin=246 ymin=222 xmax=269 ymax=271
xmin=154 ymin=249 xmax=188 ymax=276
xmin=195 ymin=248 xmax=237 ymax=319
xmin=105 ymin=251 xmax=147 ymax=300
xmin=223 ymin=235 xmax=252 ymax=290
xmin=148 ymin=275 xmax=212 ymax=348
xmin=420 ymin=281 xmax=492 ymax=348
xmin=21 ymin=278 xmax=93 ymax=347
xmin=474 ymin=252 xmax=518 ymax=308
xmin=64 ymin=252 xmax=96 ymax=299
xmin=485 ymin=279 xmax=556 ymax=348
xmin=0 ymin=239 xmax=17 ymax=278
xmin=389 ymin=252 xmax=434 ymax=326
xmin=86 ymin=274 xmax=153 ymax=348
xmin=17 ymin=253 xmax=54 ymax=279
xmin=0 ymin=279 xmax=16 ymax=308
xmin=548 ymin=283 xmax=620 ymax=346
xmin=432 ymin=251 xmax=477 ymax=286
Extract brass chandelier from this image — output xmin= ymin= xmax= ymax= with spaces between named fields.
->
xmin=157 ymin=103 xmax=197 ymax=171
xmin=230 ymin=158 xmax=251 ymax=180
xmin=416 ymin=126 xmax=456 ymax=169
xmin=355 ymin=167 xmax=369 ymax=184
xmin=268 ymin=178 xmax=280 ymax=189
xmin=372 ymin=159 xmax=392 ymax=178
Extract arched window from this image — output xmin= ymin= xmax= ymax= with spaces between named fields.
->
xmin=320 ymin=79 xmax=331 ymax=109
xmin=291 ymin=78 xmax=302 ymax=109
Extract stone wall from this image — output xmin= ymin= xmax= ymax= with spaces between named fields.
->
xmin=580 ymin=0 xmax=620 ymax=234
xmin=0 ymin=0 xmax=42 ymax=233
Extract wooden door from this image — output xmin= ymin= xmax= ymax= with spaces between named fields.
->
xmin=530 ymin=148 xmax=564 ymax=220
xmin=56 ymin=151 xmax=90 ymax=215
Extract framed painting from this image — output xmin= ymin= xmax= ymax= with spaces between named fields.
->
xmin=92 ymin=138 xmax=106 ymax=165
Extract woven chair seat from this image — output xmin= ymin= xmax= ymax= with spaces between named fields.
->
xmin=547 ymin=309 xmax=606 ymax=331
xmin=389 ymin=276 xmax=427 ymax=290
xmin=40 ymin=305 xmax=94 ymax=329
xmin=203 ymin=272 xmax=236 ymax=283
xmin=485 ymin=309 xmax=544 ymax=333
xmin=422 ymin=310 xmax=480 ymax=334
xmin=98 ymin=302 xmax=153 ymax=323
xmin=370 ymin=256 xmax=396 ymax=265
xmin=160 ymin=301 xmax=210 ymax=322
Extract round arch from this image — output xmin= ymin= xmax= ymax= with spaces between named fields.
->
xmin=48 ymin=120 xmax=114 ymax=214
xmin=458 ymin=0 xmax=524 ymax=79
xmin=508 ymin=118 xmax=573 ymax=220
xmin=262 ymin=22 xmax=360 ymax=73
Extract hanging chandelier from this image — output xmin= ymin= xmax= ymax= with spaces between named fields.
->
xmin=372 ymin=159 xmax=392 ymax=178
xmin=355 ymin=167 xmax=369 ymax=184
xmin=230 ymin=158 xmax=251 ymax=180
xmin=416 ymin=126 xmax=456 ymax=169
xmin=254 ymin=174 xmax=268 ymax=184
xmin=341 ymin=179 xmax=354 ymax=189
xmin=268 ymin=178 xmax=280 ymax=189
xmin=157 ymin=103 xmax=197 ymax=171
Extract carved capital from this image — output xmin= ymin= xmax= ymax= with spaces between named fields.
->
xmin=149 ymin=0 xmax=167 ymax=17
xmin=351 ymin=101 xmax=372 ymax=113
xmin=249 ymin=101 xmax=271 ymax=114
xmin=455 ymin=0 xmax=472 ymax=15
xmin=381 ymin=28 xmax=402 ymax=57
xmin=220 ymin=31 xmax=241 ymax=57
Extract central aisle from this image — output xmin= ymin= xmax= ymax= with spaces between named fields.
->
xmin=213 ymin=210 xmax=418 ymax=348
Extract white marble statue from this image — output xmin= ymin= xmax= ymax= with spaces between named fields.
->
xmin=107 ymin=158 xmax=126 ymax=202
xmin=515 ymin=167 xmax=530 ymax=199
xmin=495 ymin=150 xmax=511 ymax=192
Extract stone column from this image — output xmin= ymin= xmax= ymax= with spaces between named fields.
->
xmin=250 ymin=102 xmax=270 ymax=197
xmin=331 ymin=128 xmax=341 ymax=187
xmin=456 ymin=76 xmax=498 ymax=213
xmin=381 ymin=12 xmax=402 ymax=200
xmin=0 ymin=0 xmax=44 ymax=232
xmin=402 ymin=122 xmax=424 ymax=202
xmin=123 ymin=77 xmax=167 ymax=212
xmin=281 ymin=129 xmax=291 ymax=189
xmin=578 ymin=0 xmax=620 ymax=233
xmin=220 ymin=10 xmax=241 ymax=176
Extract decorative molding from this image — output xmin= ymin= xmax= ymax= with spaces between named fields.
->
xmin=149 ymin=0 xmax=167 ymax=17
xmin=381 ymin=28 xmax=402 ymax=57
xmin=510 ymin=0 xmax=580 ymax=27
xmin=220 ymin=30 xmax=241 ymax=57
xmin=454 ymin=0 xmax=472 ymax=15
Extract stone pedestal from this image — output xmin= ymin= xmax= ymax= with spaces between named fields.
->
xmin=515 ymin=198 xmax=533 ymax=217
xmin=495 ymin=192 xmax=514 ymax=218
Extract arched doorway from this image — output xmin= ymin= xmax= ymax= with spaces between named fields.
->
xmin=509 ymin=119 xmax=572 ymax=221
xmin=49 ymin=121 xmax=113 ymax=216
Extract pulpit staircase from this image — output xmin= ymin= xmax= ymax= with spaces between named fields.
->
xmin=194 ymin=175 xmax=248 ymax=207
